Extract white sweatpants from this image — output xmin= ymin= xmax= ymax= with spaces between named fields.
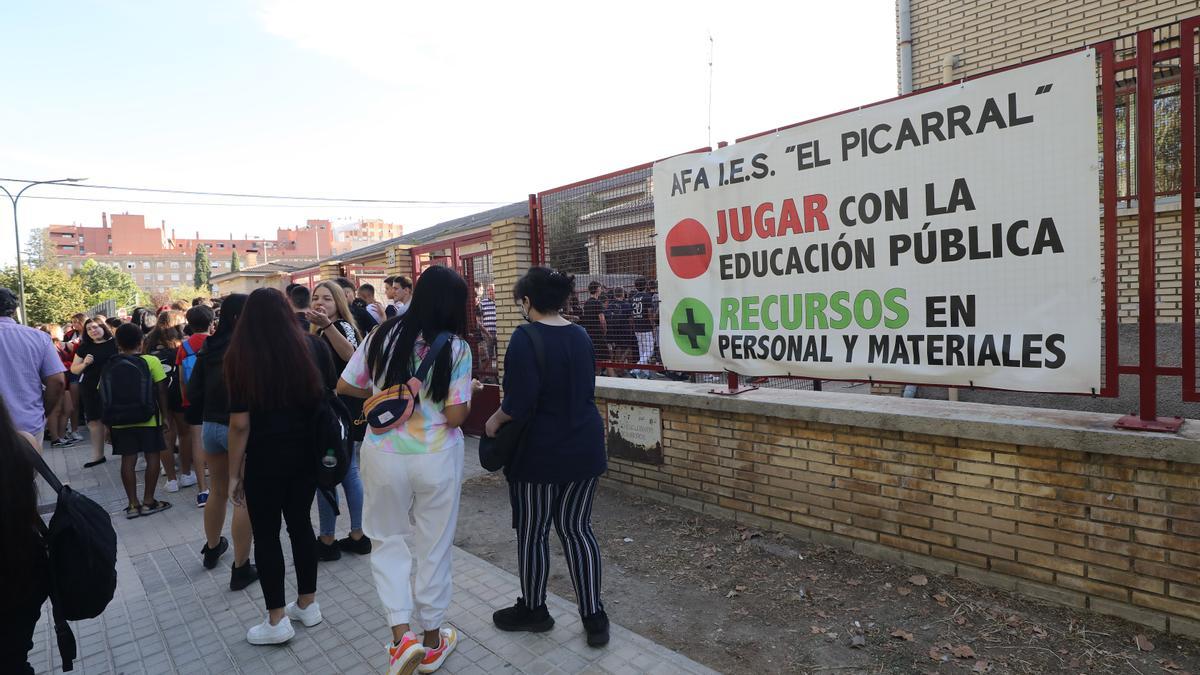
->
xmin=361 ymin=442 xmax=464 ymax=630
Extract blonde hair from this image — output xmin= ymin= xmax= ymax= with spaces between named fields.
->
xmin=312 ymin=281 xmax=362 ymax=341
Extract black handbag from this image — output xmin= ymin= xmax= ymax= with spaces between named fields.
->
xmin=479 ymin=323 xmax=546 ymax=472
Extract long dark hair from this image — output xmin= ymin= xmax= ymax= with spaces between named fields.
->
xmin=208 ymin=293 xmax=247 ymax=348
xmin=224 ymin=288 xmax=322 ymax=411
xmin=0 ymin=395 xmax=40 ymax=575
xmin=366 ymin=265 xmax=467 ymax=403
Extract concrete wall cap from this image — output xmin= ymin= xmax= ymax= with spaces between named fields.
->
xmin=595 ymin=379 xmax=1200 ymax=464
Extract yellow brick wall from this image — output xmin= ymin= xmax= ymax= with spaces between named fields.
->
xmin=1110 ymin=211 xmax=1188 ymax=322
xmin=385 ymin=245 xmax=416 ymax=278
xmin=489 ymin=217 xmax=532 ymax=380
xmin=597 ymin=396 xmax=1200 ymax=636
xmin=906 ymin=0 xmax=1200 ymax=91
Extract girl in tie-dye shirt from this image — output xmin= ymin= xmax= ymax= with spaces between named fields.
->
xmin=336 ymin=265 xmax=477 ymax=674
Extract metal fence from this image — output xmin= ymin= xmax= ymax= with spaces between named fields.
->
xmin=531 ymin=17 xmax=1200 ymax=422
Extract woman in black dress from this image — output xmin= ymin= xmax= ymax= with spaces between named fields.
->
xmin=70 ymin=318 xmax=117 ymax=468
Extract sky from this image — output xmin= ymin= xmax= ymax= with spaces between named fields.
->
xmin=0 ymin=0 xmax=897 ymax=264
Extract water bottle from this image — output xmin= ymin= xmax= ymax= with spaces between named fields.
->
xmin=322 ymin=449 xmax=337 ymax=469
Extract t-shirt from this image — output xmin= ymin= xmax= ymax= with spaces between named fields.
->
xmin=341 ymin=330 xmax=473 ymax=456
xmin=581 ymin=298 xmax=604 ymax=338
xmin=176 ymin=334 xmax=208 ymax=407
xmin=228 ymin=336 xmax=335 ymax=475
xmin=112 ymin=355 xmax=167 ymax=429
xmin=76 ymin=339 xmax=118 ymax=391
xmin=607 ymin=301 xmax=633 ymax=339
xmin=0 ymin=317 xmax=67 ymax=436
xmin=500 ymin=323 xmax=606 ymax=484
xmin=630 ymin=291 xmax=658 ymax=332
xmin=479 ymin=297 xmax=497 ymax=334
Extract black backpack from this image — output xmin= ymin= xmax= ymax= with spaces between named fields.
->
xmin=99 ymin=354 xmax=156 ymax=426
xmin=24 ymin=439 xmax=118 ymax=672
xmin=314 ymin=390 xmax=353 ymax=514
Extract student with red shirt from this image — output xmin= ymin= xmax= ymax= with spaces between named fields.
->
xmin=177 ymin=305 xmax=213 ymax=507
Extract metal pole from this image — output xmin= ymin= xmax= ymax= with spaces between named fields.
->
xmin=1 ymin=178 xmax=86 ymax=324
xmin=1135 ymin=29 xmax=1157 ymax=422
xmin=9 ymin=193 xmax=24 ymax=324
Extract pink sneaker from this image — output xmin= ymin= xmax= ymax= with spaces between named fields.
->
xmin=387 ymin=632 xmax=425 ymax=675
xmin=418 ymin=627 xmax=458 ymax=673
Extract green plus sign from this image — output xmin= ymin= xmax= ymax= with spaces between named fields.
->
xmin=671 ymin=298 xmax=713 ymax=356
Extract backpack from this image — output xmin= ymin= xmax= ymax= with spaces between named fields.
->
xmin=180 ymin=339 xmax=200 ymax=384
xmin=314 ymin=390 xmax=354 ymax=514
xmin=23 ymin=438 xmax=118 ymax=672
xmin=99 ymin=355 xmax=156 ymax=426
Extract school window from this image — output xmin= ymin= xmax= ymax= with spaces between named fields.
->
xmin=171 ymin=274 xmax=180 ymax=281
xmin=142 ymin=261 xmax=150 ymax=269
xmin=170 ymin=261 xmax=180 ymax=269
xmin=156 ymin=261 xmax=164 ymax=268
xmin=157 ymin=274 xmax=165 ymax=281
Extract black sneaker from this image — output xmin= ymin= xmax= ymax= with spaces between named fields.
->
xmin=493 ymin=598 xmax=555 ymax=633
xmin=317 ymin=539 xmax=342 ymax=561
xmin=201 ymin=537 xmax=228 ymax=570
xmin=336 ymin=535 xmax=372 ymax=555
xmin=582 ymin=610 xmax=610 ymax=647
xmin=229 ymin=561 xmax=258 ymax=591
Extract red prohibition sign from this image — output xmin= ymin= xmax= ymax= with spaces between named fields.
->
xmin=665 ymin=218 xmax=713 ymax=280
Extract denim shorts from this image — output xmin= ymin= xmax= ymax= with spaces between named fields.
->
xmin=201 ymin=422 xmax=229 ymax=455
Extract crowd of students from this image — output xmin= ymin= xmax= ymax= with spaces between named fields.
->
xmin=1 ymin=266 xmax=610 ymax=675
xmin=574 ymin=276 xmax=662 ymax=377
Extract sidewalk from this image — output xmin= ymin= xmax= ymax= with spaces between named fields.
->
xmin=28 ymin=437 xmax=716 ymax=675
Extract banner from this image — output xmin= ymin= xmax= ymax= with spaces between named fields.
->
xmin=653 ymin=51 xmax=1101 ymax=393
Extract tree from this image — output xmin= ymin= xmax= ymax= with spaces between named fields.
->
xmin=194 ymin=245 xmax=211 ymax=290
xmin=165 ymin=284 xmax=207 ymax=306
xmin=74 ymin=259 xmax=146 ymax=309
xmin=230 ymin=249 xmax=242 ymax=273
xmin=22 ymin=227 xmax=57 ymax=268
xmin=0 ymin=266 xmax=89 ymax=324
xmin=545 ymin=195 xmax=604 ymax=275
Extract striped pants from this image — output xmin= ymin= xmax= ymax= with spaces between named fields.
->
xmin=509 ymin=478 xmax=604 ymax=617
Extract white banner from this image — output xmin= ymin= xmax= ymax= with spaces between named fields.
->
xmin=653 ymin=51 xmax=1101 ymax=393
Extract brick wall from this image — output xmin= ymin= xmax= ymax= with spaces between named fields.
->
xmin=905 ymin=0 xmax=1200 ymax=91
xmin=489 ymin=216 xmax=531 ymax=380
xmin=597 ymin=385 xmax=1200 ymax=636
xmin=1111 ymin=210 xmax=1188 ymax=323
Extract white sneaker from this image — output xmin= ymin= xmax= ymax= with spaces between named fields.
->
xmin=179 ymin=472 xmax=198 ymax=488
xmin=285 ymin=601 xmax=323 ymax=627
xmin=165 ymin=479 xmax=179 ymax=493
xmin=246 ymin=615 xmax=294 ymax=645
xmin=70 ymin=431 xmax=85 ymax=442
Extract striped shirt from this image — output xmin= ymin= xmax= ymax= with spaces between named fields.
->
xmin=480 ymin=297 xmax=497 ymax=333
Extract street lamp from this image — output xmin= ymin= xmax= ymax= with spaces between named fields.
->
xmin=0 ymin=178 xmax=88 ymax=324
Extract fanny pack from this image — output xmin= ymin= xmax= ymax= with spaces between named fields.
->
xmin=358 ymin=332 xmax=451 ymax=434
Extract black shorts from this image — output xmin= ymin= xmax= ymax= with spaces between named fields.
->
xmin=110 ymin=426 xmax=166 ymax=457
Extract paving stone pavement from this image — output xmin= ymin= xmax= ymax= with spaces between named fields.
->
xmin=28 ymin=435 xmax=717 ymax=675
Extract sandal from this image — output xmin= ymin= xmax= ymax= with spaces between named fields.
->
xmin=142 ymin=500 xmax=173 ymax=515
xmin=124 ymin=504 xmax=142 ymax=519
